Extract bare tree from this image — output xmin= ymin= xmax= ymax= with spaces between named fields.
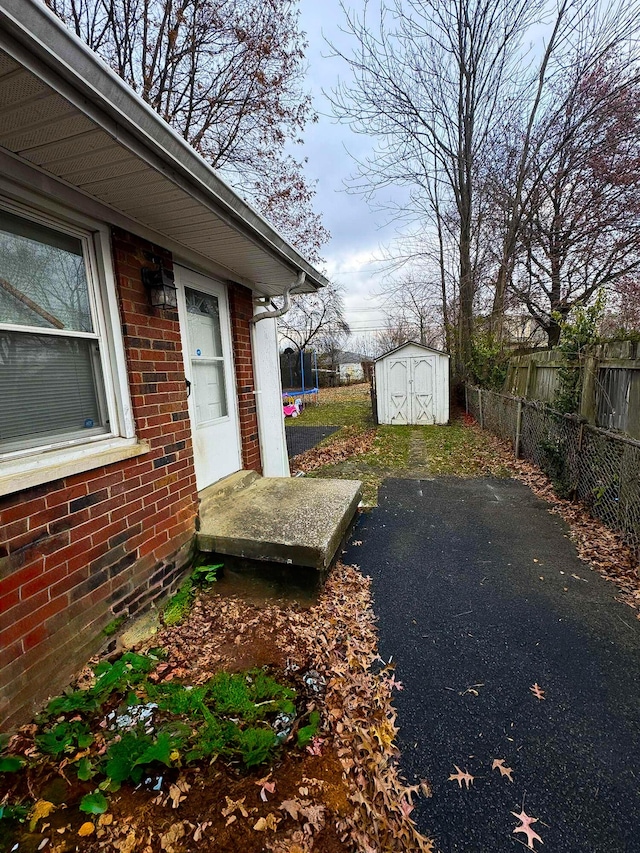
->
xmin=45 ymin=0 xmax=329 ymax=261
xmin=278 ymin=284 xmax=350 ymax=353
xmin=329 ymin=0 xmax=640 ymax=373
xmin=328 ymin=0 xmax=547 ymax=377
xmin=375 ymin=272 xmax=445 ymax=348
xmin=507 ymin=60 xmax=640 ymax=345
xmin=488 ymin=3 xmax=640 ymax=330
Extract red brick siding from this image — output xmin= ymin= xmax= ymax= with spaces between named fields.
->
xmin=0 ymin=227 xmax=198 ymax=731
xmin=228 ymin=282 xmax=262 ymax=473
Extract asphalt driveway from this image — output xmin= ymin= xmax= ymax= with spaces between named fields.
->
xmin=344 ymin=477 xmax=640 ymax=852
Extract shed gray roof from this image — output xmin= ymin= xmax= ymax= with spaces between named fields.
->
xmin=0 ymin=0 xmax=327 ymax=295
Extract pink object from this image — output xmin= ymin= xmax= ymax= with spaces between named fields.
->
xmin=283 ymin=404 xmax=298 ymax=417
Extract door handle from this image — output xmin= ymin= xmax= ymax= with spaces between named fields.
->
xmin=185 ymin=377 xmax=192 ymax=398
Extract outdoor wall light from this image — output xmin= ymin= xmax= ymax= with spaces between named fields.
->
xmin=141 ymin=255 xmax=178 ymax=309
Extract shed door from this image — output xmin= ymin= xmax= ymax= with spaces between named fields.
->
xmin=388 ymin=358 xmax=410 ymax=424
xmin=411 ymin=356 xmax=435 ymax=424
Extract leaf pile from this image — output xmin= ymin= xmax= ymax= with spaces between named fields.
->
xmin=463 ymin=418 xmax=640 ymax=615
xmin=291 ymin=427 xmax=377 ymax=474
xmin=288 ymin=562 xmax=435 ymax=853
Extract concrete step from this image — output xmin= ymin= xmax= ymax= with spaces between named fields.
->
xmin=197 ymin=473 xmax=362 ymax=570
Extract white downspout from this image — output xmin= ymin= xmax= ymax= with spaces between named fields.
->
xmin=250 ymin=271 xmax=305 ymax=323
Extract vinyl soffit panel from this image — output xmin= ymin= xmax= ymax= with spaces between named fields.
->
xmin=20 ymin=129 xmax=115 ymax=165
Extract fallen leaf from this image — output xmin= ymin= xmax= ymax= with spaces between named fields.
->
xmin=448 ymin=765 xmax=474 ymax=789
xmin=512 ymin=809 xmax=544 ymax=849
xmin=78 ymin=822 xmax=95 ymax=837
xmin=306 ymin=736 xmax=324 ymax=756
xmin=530 ymin=683 xmax=546 ymax=700
xmin=114 ymin=830 xmax=137 ymax=853
xmin=193 ymin=822 xmax=212 ymax=842
xmin=168 ymin=783 xmax=188 ymax=809
xmin=419 ymin=779 xmax=433 ymax=798
xmin=160 ymin=822 xmax=186 ymax=852
xmin=29 ymin=800 xmax=56 ymax=832
xmin=253 ymin=813 xmax=278 ymax=831
xmin=491 ymin=758 xmax=514 ymax=782
xmin=98 ymin=813 xmax=113 ymax=826
xmin=255 ymin=775 xmax=276 ymax=802
xmin=221 ymin=796 xmax=248 ymax=819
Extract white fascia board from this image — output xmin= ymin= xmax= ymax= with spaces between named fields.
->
xmin=0 ymin=0 xmax=328 ymax=293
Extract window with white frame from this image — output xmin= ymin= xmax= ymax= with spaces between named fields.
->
xmin=0 ymin=204 xmax=120 ymax=457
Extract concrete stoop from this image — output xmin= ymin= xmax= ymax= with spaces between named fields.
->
xmin=197 ymin=471 xmax=362 ymax=570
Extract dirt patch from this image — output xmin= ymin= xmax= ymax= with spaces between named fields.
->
xmin=1 ymin=564 xmax=434 ymax=853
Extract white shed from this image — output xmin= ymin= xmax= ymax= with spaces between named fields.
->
xmin=375 ymin=342 xmax=450 ymax=425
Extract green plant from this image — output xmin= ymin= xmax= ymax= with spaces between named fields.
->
xmin=3 ymin=651 xmax=299 ymax=830
xmin=0 ymin=801 xmax=31 ymax=822
xmin=0 ymin=756 xmax=26 ymax=773
xmin=538 ymin=435 xmax=573 ymax=498
xmin=162 ymin=561 xmax=223 ymax=626
xmin=185 ymin=716 xmax=238 ymax=763
xmin=102 ymin=616 xmax=126 ymax=637
xmin=207 ymin=670 xmax=295 ymax=722
xmin=105 ymin=728 xmax=183 ymax=785
xmin=35 ymin=721 xmax=93 ymax=756
xmin=191 ymin=562 xmax=223 ymax=587
xmin=297 ymin=710 xmax=320 ymax=748
xmin=554 ymin=291 xmax=605 ymax=414
xmin=232 ymin=726 xmax=278 ymax=767
xmin=79 ymin=791 xmax=108 ymax=815
xmin=469 ymin=332 xmax=510 ymax=391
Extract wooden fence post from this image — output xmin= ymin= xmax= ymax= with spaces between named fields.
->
xmin=478 ymin=388 xmax=484 ymax=429
xmin=515 ymin=399 xmax=523 ymax=458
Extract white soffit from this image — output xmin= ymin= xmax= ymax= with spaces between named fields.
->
xmin=0 ymin=7 xmax=327 ymax=297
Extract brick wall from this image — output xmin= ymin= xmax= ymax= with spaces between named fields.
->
xmin=228 ymin=282 xmax=262 ymax=473
xmin=0 ymin=228 xmax=199 ymax=731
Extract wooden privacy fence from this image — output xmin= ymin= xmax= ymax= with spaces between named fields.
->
xmin=466 ymin=386 xmax=640 ymax=562
xmin=504 ymin=341 xmax=640 ymax=439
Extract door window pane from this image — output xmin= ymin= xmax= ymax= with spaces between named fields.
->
xmin=186 ymin=289 xmax=222 ymax=357
xmin=186 ymin=287 xmax=228 ymax=424
xmin=0 ymin=331 xmax=107 ymax=452
xmin=0 ymin=210 xmax=92 ymax=332
xmin=192 ymin=360 xmax=228 ymax=423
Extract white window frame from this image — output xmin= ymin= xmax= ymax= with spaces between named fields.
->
xmin=0 ymin=195 xmax=145 ymax=497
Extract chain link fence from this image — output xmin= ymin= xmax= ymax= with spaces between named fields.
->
xmin=466 ymin=385 xmax=640 ymax=560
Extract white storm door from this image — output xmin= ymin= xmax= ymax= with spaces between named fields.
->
xmin=176 ymin=268 xmax=241 ymax=490
xmin=387 ymin=358 xmax=410 ymax=424
xmin=411 ymin=356 xmax=435 ymax=424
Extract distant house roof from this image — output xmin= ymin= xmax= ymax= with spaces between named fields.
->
xmin=0 ymin=0 xmax=327 ymax=297
xmin=332 ymin=350 xmax=370 ymax=365
xmin=374 ymin=341 xmax=450 ymax=361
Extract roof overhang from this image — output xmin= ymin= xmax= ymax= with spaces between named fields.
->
xmin=374 ymin=341 xmax=451 ymax=361
xmin=0 ymin=0 xmax=327 ymax=296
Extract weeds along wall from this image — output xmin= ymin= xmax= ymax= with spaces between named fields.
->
xmin=0 ymin=229 xmax=203 ymax=732
xmin=466 ymin=386 xmax=640 ymax=564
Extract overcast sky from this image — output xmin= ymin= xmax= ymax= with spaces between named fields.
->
xmin=295 ymin=1 xmax=396 ymax=341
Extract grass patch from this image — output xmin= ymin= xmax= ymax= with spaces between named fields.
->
xmin=289 ymin=386 xmax=511 ymax=503
xmin=420 ymin=420 xmax=512 ymax=477
xmin=287 ymin=384 xmax=373 ymax=429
